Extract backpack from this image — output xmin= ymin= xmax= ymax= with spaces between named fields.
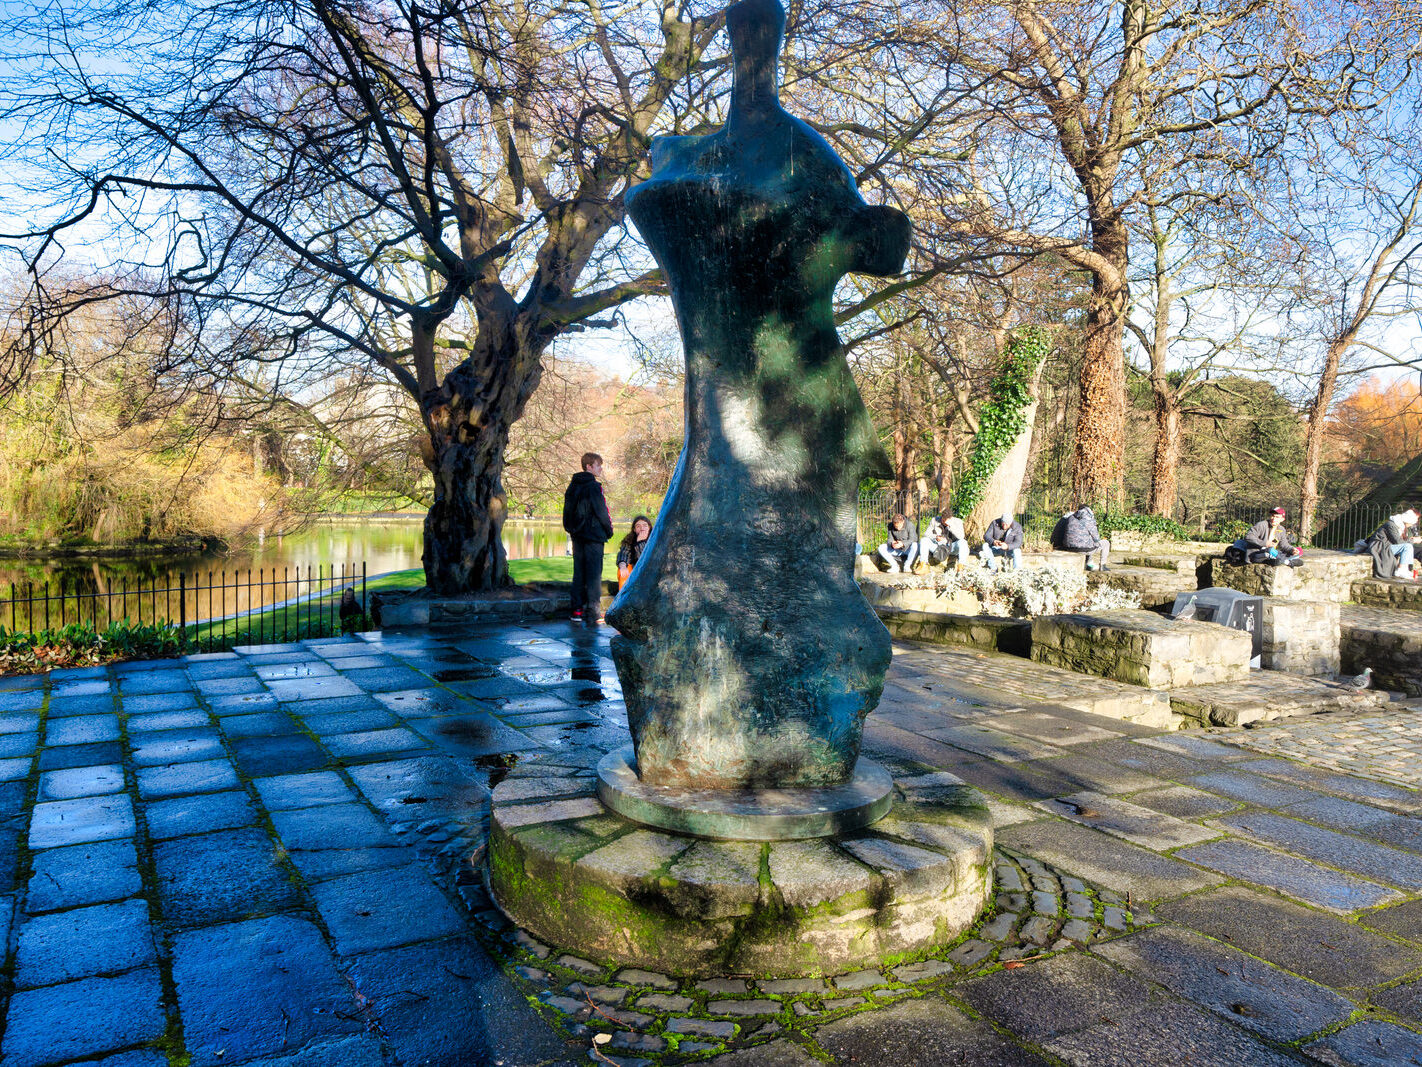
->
xmin=1223 ymin=544 xmax=1248 ymax=566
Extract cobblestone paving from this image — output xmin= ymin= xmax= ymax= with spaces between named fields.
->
xmin=1217 ymin=704 xmax=1422 ymax=788
xmin=1 ymin=623 xmax=1422 ymax=1066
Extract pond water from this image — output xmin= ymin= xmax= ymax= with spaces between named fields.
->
xmin=0 ymin=519 xmax=573 ymax=629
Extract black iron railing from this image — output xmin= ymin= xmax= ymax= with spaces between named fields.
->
xmin=1 ymin=563 xmax=368 ymax=652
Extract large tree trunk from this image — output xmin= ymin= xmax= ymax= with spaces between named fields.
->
xmin=1148 ymin=394 xmax=1181 ymax=516
xmin=967 ymin=398 xmax=1040 ymax=539
xmin=1074 ymin=223 xmax=1129 ymax=505
xmin=1299 ymin=341 xmax=1343 ymax=541
xmin=420 ymin=311 xmax=545 ymax=594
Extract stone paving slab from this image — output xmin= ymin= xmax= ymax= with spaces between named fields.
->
xmin=3 ymin=618 xmax=1422 ymax=1065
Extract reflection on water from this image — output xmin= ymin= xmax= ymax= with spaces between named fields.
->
xmin=0 ymin=520 xmax=570 ymax=629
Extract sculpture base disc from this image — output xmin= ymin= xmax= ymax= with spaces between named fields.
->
xmin=596 ymin=746 xmax=893 ymax=840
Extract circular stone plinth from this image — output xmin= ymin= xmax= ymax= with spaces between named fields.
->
xmin=487 ymin=768 xmax=993 ymax=977
xmin=595 ymin=746 xmax=893 ymax=840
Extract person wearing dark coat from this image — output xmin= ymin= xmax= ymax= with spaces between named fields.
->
xmin=1366 ymin=508 xmax=1419 ymax=580
xmin=981 ymin=511 xmax=1024 ymax=572
xmin=1050 ymin=505 xmax=1111 ymax=571
xmin=562 ymin=452 xmax=614 ymax=622
xmin=1237 ymin=507 xmax=1302 ymax=566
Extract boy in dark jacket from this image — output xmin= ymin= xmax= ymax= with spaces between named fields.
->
xmin=1240 ymin=507 xmax=1302 ymax=567
xmin=562 ymin=452 xmax=614 ymax=622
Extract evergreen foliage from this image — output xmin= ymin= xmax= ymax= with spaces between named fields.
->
xmin=952 ymin=327 xmax=1053 ymax=517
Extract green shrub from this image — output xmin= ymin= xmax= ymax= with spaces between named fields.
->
xmin=0 ymin=620 xmax=185 ymax=673
xmin=1096 ymin=512 xmax=1191 ymax=541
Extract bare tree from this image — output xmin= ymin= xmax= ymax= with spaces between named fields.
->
xmin=0 ymin=0 xmax=723 ymax=591
xmin=914 ymin=0 xmax=1417 ymax=503
xmin=1291 ymin=144 xmax=1422 ymax=538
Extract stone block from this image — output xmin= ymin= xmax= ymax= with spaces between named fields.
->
xmin=1169 ymin=672 xmax=1384 ymax=727
xmin=1341 ymin=605 xmax=1422 ymax=696
xmin=1258 ymin=596 xmax=1339 ymax=674
xmin=1208 ymin=550 xmax=1370 ymax=603
xmin=1173 ymin=838 xmax=1401 ymax=912
xmin=0 ymin=969 xmax=166 ymax=1067
xmin=1030 ymin=609 xmax=1250 ymax=689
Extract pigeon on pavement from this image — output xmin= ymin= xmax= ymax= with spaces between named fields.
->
xmin=1175 ymin=595 xmax=1197 ymax=621
xmin=1346 ymin=667 xmax=1373 ymax=690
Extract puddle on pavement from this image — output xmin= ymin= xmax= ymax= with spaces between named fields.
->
xmin=433 ymin=717 xmax=498 ymax=744
xmin=431 ymin=665 xmax=501 ymax=683
xmin=475 ymin=752 xmax=519 ymax=788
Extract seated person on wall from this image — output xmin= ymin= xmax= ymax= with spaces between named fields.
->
xmin=941 ymin=508 xmax=971 ymax=571
xmin=1049 ymin=504 xmax=1111 ymax=571
xmin=1231 ymin=507 xmax=1303 ymax=567
xmin=616 ymin=514 xmax=652 ymax=590
xmin=916 ymin=513 xmax=956 ymax=571
xmin=1366 ymin=508 xmax=1420 ymax=581
xmin=980 ymin=511 xmax=1024 ymax=572
xmin=877 ymin=513 xmax=919 ymax=572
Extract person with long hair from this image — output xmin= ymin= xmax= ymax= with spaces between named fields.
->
xmin=616 ymin=514 xmax=653 ymax=589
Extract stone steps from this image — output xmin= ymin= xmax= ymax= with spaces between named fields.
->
xmin=1341 ymin=605 xmax=1422 ymax=696
xmin=1169 ymin=673 xmax=1388 ymax=727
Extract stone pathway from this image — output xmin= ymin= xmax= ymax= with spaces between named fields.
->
xmin=1219 ymin=705 xmax=1422 ymax=789
xmin=0 ymin=623 xmax=1420 ymax=1066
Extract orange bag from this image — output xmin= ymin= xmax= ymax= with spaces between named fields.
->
xmin=617 ymin=562 xmax=633 ymax=587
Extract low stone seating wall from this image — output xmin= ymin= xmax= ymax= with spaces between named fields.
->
xmin=1259 ymin=598 xmax=1340 ymax=675
xmin=373 ymin=581 xmax=617 ymax=627
xmin=1086 ymin=566 xmax=1196 ymax=610
xmin=876 ymin=607 xmax=1032 ymax=656
xmin=1208 ymin=551 xmax=1371 ymax=603
xmin=1341 ymin=605 xmax=1422 ymax=696
xmin=859 ymin=574 xmax=980 ymax=615
xmin=1351 ymin=578 xmax=1422 ymax=611
xmin=1030 ymin=609 xmax=1252 ymax=690
xmin=1112 ymin=550 xmax=1213 ymax=577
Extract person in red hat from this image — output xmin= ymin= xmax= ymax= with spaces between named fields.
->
xmin=1242 ymin=507 xmax=1303 ymax=566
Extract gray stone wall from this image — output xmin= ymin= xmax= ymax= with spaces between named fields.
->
xmin=1258 ymin=598 xmax=1340 ymax=675
xmin=1030 ymin=609 xmax=1252 ymax=690
xmin=1351 ymin=579 xmax=1422 ymax=611
xmin=1208 ymin=552 xmax=1371 ymax=604
xmin=1341 ymin=606 xmax=1422 ymax=696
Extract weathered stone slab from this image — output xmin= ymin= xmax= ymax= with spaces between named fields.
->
xmin=1208 ymin=550 xmax=1370 ymax=603
xmin=1095 ymin=926 xmax=1356 ymax=1041
xmin=1037 ymin=791 xmax=1218 ymax=850
xmin=1031 ymin=610 xmax=1250 ymax=689
xmin=997 ymin=820 xmax=1222 ymax=901
xmin=1173 ymin=837 xmax=1402 ymax=912
xmin=875 ymin=608 xmax=1032 ymax=656
xmin=1169 ymin=672 xmax=1384 ymax=727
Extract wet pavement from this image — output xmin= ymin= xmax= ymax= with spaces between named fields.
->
xmin=0 ymin=623 xmax=1419 ymax=1065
